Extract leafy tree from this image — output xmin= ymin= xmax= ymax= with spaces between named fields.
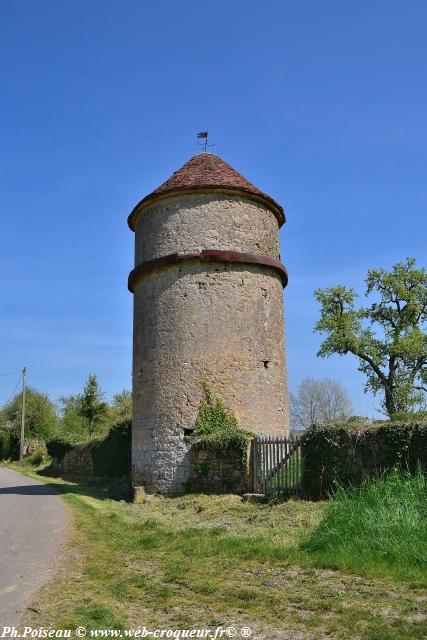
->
xmin=59 ymin=374 xmax=108 ymax=437
xmin=80 ymin=374 xmax=108 ymax=431
xmin=315 ymin=258 xmax=427 ymax=417
xmin=290 ymin=378 xmax=351 ymax=430
xmin=109 ymin=389 xmax=132 ymax=423
xmin=0 ymin=387 xmax=58 ymax=441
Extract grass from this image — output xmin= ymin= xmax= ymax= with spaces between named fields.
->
xmin=266 ymin=448 xmax=302 ymax=494
xmin=301 ymin=471 xmax=427 ymax=583
xmin=4 ymin=462 xmax=427 ymax=640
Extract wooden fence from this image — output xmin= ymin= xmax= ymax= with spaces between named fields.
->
xmin=251 ymin=435 xmax=302 ymax=498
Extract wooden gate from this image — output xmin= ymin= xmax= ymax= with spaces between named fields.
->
xmin=251 ymin=435 xmax=302 ymax=498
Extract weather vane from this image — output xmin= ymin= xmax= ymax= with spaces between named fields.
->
xmin=196 ymin=130 xmax=215 ymax=152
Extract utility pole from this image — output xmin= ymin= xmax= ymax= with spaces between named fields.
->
xmin=19 ymin=367 xmax=26 ymax=460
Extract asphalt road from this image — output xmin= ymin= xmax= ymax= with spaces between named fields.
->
xmin=0 ymin=467 xmax=68 ymax=627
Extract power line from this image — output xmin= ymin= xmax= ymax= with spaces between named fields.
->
xmin=0 ymin=370 xmax=20 ymax=377
xmin=0 ymin=373 xmax=22 ymax=409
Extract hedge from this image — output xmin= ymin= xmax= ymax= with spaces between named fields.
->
xmin=46 ymin=437 xmax=73 ymax=460
xmin=91 ymin=420 xmax=131 ymax=477
xmin=47 ymin=420 xmax=131 ymax=478
xmin=0 ymin=428 xmax=20 ymax=460
xmin=301 ymin=420 xmax=427 ymax=499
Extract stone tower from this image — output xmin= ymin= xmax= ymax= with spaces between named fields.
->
xmin=128 ymin=152 xmax=288 ymax=494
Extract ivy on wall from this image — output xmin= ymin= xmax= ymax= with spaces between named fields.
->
xmin=185 ymin=384 xmax=252 ymax=494
xmin=47 ymin=419 xmax=131 ymax=478
xmin=189 ymin=382 xmax=252 ymax=461
xmin=301 ymin=420 xmax=427 ymax=499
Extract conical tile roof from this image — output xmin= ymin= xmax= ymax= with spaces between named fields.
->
xmin=128 ymin=153 xmax=285 ymax=229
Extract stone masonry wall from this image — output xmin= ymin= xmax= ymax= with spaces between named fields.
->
xmin=61 ymin=446 xmax=94 ymax=475
xmin=190 ymin=446 xmax=249 ymax=494
xmin=133 ymin=193 xmax=281 ymax=263
xmin=132 ymin=263 xmax=288 ymax=494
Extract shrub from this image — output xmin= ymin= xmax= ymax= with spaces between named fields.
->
xmin=46 ymin=437 xmax=74 ymax=460
xmin=30 ymin=447 xmax=47 ymax=465
xmin=0 ymin=428 xmax=19 ymax=460
xmin=22 ymin=446 xmax=48 ymax=466
xmin=46 ymin=420 xmax=131 ymax=478
xmin=1 ymin=387 xmax=58 ymax=441
xmin=91 ymin=420 xmax=131 ymax=477
xmin=301 ymin=419 xmax=427 ymax=499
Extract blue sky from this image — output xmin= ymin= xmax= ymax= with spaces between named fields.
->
xmin=0 ymin=1 xmax=426 ymax=416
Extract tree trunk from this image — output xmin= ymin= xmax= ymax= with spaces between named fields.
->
xmin=384 ymin=386 xmax=396 ymax=417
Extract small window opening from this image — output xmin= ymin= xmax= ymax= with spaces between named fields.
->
xmin=262 ymin=360 xmax=270 ymax=369
xmin=183 ymin=427 xmax=195 ymax=437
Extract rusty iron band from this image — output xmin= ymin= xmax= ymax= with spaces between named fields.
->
xmin=128 ymin=250 xmax=288 ymax=292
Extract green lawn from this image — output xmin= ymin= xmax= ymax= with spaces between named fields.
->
xmin=6 ymin=463 xmax=427 ymax=640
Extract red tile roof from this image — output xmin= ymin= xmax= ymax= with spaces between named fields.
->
xmin=128 ymin=153 xmax=285 ymax=229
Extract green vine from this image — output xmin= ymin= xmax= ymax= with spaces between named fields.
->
xmin=189 ymin=382 xmax=252 ymax=462
xmin=301 ymin=418 xmax=427 ymax=499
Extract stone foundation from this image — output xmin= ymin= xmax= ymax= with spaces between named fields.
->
xmin=188 ymin=446 xmax=249 ymax=494
xmin=52 ymin=445 xmax=94 ymax=475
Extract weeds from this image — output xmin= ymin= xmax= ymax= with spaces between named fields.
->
xmin=301 ymin=470 xmax=427 ymax=582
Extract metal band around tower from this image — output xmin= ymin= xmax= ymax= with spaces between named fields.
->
xmin=128 ymin=250 xmax=288 ymax=292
